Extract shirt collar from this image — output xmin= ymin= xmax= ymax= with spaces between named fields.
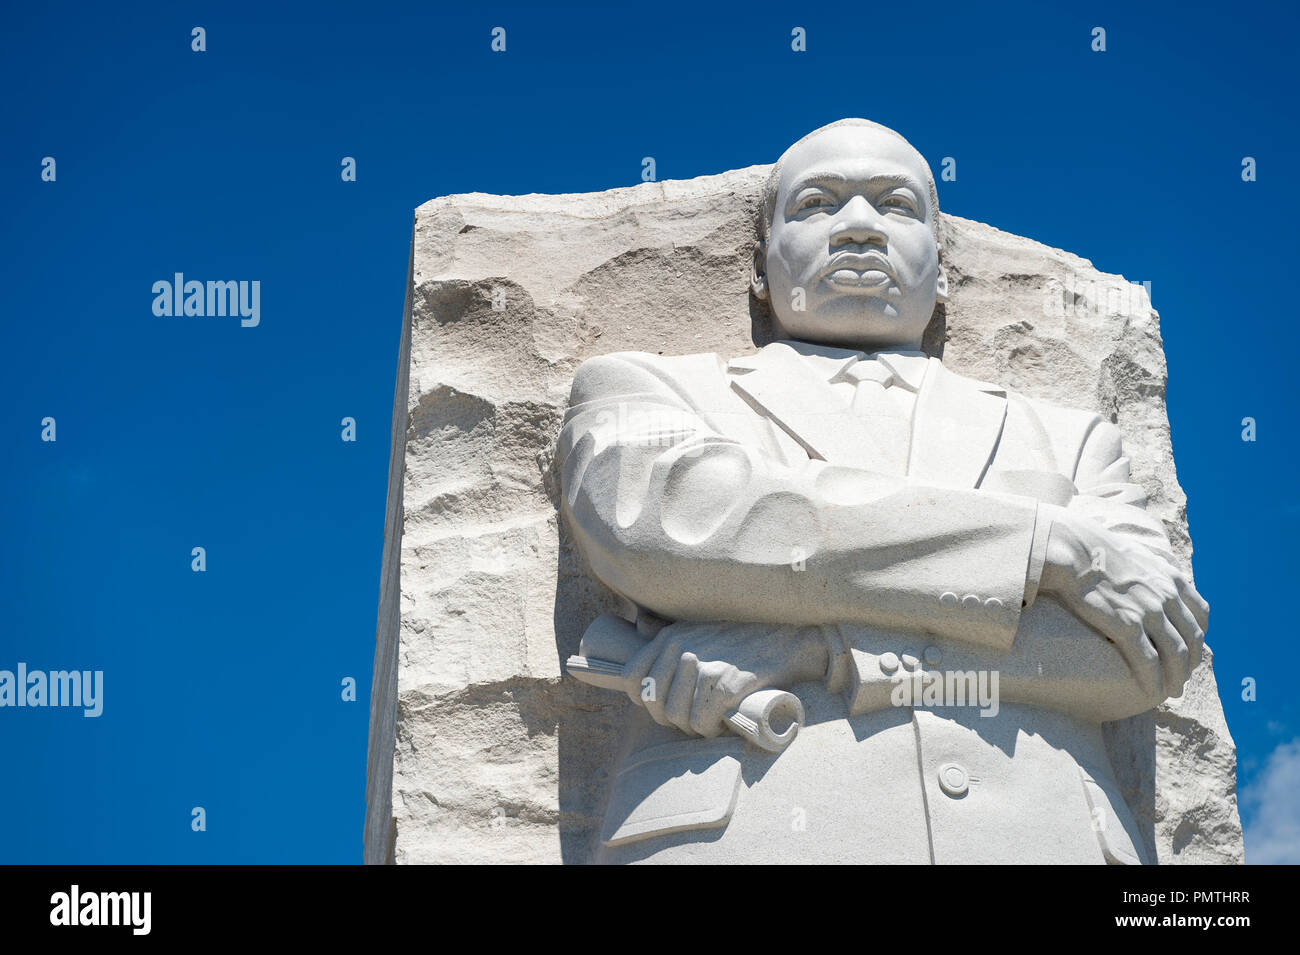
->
xmin=774 ymin=339 xmax=931 ymax=393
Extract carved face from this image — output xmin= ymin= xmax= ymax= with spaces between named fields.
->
xmin=761 ymin=125 xmax=940 ymax=350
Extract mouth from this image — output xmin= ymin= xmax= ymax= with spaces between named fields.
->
xmin=822 ymin=252 xmax=895 ymax=289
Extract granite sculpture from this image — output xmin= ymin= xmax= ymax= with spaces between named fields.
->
xmin=556 ymin=119 xmax=1209 ymax=863
xmin=364 ymin=119 xmax=1244 ymax=865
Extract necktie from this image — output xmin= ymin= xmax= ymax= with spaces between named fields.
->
xmin=842 ymin=359 xmax=913 ymax=475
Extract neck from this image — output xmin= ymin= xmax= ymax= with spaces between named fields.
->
xmin=775 ymin=331 xmax=924 ymax=355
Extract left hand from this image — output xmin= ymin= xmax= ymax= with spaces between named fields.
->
xmin=621 ymin=622 xmax=827 ymax=737
xmin=1040 ymin=510 xmax=1208 ymax=700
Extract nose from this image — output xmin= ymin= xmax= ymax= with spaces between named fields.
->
xmin=829 ymin=195 xmax=887 ymax=248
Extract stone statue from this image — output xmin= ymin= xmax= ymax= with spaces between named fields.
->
xmin=556 ymin=119 xmax=1210 ymax=864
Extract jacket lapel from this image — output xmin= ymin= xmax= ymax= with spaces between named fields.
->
xmin=908 ymin=358 xmax=1008 ymax=488
xmin=727 ymin=343 xmax=888 ymax=471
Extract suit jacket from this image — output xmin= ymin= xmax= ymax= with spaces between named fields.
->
xmin=557 ymin=340 xmax=1173 ymax=864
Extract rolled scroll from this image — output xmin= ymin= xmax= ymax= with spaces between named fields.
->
xmin=565 ymin=613 xmax=805 ymax=753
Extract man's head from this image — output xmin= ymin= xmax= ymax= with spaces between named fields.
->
xmin=753 ymin=119 xmax=946 ymax=350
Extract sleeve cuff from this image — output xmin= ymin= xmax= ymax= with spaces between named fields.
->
xmin=1022 ymin=504 xmax=1055 ymax=609
xmin=823 ymin=625 xmax=852 ymax=694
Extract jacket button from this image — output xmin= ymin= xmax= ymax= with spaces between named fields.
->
xmin=961 ymin=594 xmax=981 ymax=611
xmin=878 ymin=652 xmax=900 ymax=674
xmin=901 ymin=653 xmax=920 ymax=671
xmin=938 ymin=763 xmax=969 ymax=797
xmin=939 ymin=592 xmax=958 ymax=610
xmin=985 ymin=597 xmax=1004 ymax=612
xmin=924 ymin=645 xmax=942 ymax=666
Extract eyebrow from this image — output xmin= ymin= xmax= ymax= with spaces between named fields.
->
xmin=787 ymin=171 xmax=925 ymax=201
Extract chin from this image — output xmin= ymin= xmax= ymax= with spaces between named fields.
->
xmin=783 ymin=305 xmax=926 ymax=350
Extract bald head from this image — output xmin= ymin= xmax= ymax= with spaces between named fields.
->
xmin=760 ymin=119 xmax=940 ymax=242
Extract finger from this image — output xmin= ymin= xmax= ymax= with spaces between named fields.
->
xmin=1145 ymin=607 xmax=1190 ymax=699
xmin=663 ymin=652 xmax=699 ymax=734
xmin=1127 ymin=629 xmax=1163 ymax=700
xmin=1077 ymin=591 xmax=1161 ymax=698
xmin=1175 ymin=575 xmax=1210 ymax=634
xmin=621 ymin=630 xmax=667 ymax=707
xmin=1165 ymin=594 xmax=1205 ymax=674
xmin=689 ymin=663 xmax=734 ymax=738
xmin=643 ymin=638 xmax=683 ymax=726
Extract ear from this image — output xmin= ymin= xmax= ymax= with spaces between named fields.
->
xmin=935 ymin=245 xmax=949 ymax=305
xmin=751 ymin=239 xmax=769 ymax=300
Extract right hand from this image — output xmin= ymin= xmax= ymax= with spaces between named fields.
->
xmin=1039 ymin=510 xmax=1209 ymax=701
xmin=620 ymin=622 xmax=826 ymax=738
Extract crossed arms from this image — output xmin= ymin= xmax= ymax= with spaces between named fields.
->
xmin=557 ymin=352 xmax=1208 ymax=734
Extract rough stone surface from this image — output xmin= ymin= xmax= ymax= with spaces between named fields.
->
xmin=364 ymin=164 xmax=1244 ymax=865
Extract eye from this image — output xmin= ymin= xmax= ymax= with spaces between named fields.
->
xmin=793 ymin=191 xmax=837 ymax=215
xmin=879 ymin=192 xmax=919 ymax=217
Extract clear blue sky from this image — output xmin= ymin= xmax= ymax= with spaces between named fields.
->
xmin=1 ymin=0 xmax=1295 ymax=863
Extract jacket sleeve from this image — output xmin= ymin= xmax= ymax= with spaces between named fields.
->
xmin=1064 ymin=418 xmax=1178 ymax=563
xmin=557 ymin=352 xmax=1050 ymax=651
xmin=826 ymin=415 xmax=1177 ymax=723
